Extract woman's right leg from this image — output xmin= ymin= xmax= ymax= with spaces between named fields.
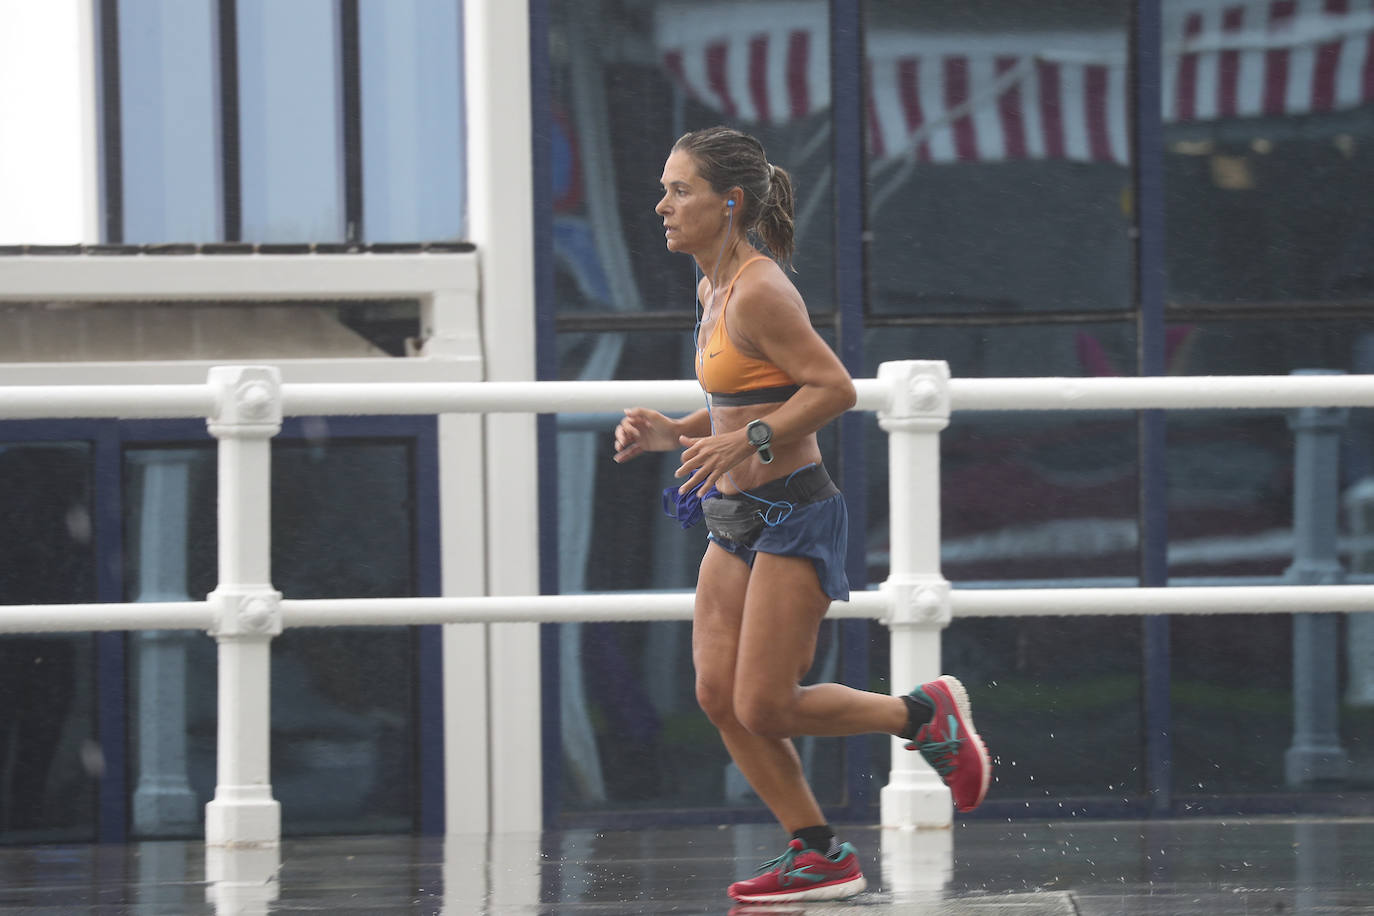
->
xmin=692 ymin=543 xmax=825 ymax=833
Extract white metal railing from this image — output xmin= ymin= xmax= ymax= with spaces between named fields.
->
xmin=3 ymin=361 xmax=1374 ymax=847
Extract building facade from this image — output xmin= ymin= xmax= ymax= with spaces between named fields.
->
xmin=0 ymin=0 xmax=1371 ymax=844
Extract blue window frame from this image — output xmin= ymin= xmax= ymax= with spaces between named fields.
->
xmin=0 ymin=416 xmax=443 ymax=843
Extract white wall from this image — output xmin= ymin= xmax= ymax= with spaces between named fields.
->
xmin=0 ymin=0 xmax=100 ymax=244
xmin=451 ymin=0 xmax=542 ymax=834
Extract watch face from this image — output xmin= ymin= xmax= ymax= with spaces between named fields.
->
xmin=747 ymin=421 xmax=770 ymax=446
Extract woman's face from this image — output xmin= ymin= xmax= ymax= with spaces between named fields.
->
xmin=656 ymin=149 xmax=732 ymax=256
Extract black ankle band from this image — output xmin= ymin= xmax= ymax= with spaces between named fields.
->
xmin=791 ymin=824 xmax=835 ymax=854
xmin=900 ymin=694 xmax=934 ymax=740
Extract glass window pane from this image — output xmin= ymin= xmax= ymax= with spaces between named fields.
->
xmin=863 ymin=323 xmax=1140 ymax=584
xmin=116 ymin=0 xmax=222 ymax=243
xmin=857 ymin=615 xmax=1146 ymax=802
xmin=1166 ymin=316 xmax=1370 ymax=582
xmin=863 ymin=1 xmax=1133 ymax=316
xmin=861 ymin=323 xmax=1146 ymax=802
xmin=359 ymin=0 xmax=466 ymax=242
xmin=0 ymin=443 xmax=97 ymax=843
xmin=125 ymin=439 xmax=418 ymax=838
xmin=550 ymin=0 xmax=835 ymax=322
xmin=237 ymin=0 xmax=345 ymax=242
xmin=1167 ymin=317 xmax=1370 ymax=798
xmin=1162 ymin=0 xmax=1374 ymax=310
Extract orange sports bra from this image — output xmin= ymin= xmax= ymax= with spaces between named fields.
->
xmin=695 ymin=255 xmax=799 ymax=406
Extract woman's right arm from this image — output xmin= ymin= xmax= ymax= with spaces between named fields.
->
xmin=613 ymin=407 xmax=710 ymax=463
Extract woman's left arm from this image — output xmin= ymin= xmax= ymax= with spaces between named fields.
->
xmin=738 ymin=287 xmax=857 ymax=446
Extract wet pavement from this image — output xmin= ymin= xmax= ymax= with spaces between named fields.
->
xmin=0 ymin=816 xmax=1369 ymax=913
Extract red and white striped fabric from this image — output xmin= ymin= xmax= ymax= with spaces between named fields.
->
xmin=1166 ymin=0 xmax=1374 ymax=123
xmin=865 ymin=32 xmax=1130 ymax=165
xmin=658 ymin=0 xmax=832 ymax=125
xmin=655 ymin=0 xmax=1374 ymax=166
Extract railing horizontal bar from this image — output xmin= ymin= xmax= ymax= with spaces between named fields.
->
xmin=3 ymin=374 xmax=1371 ymax=421
xmin=852 ymin=378 xmax=890 ymax=412
xmin=280 ymin=591 xmax=888 ymax=626
xmin=0 ymin=602 xmax=211 ymax=633
xmin=0 ymin=586 xmax=1369 ymax=633
xmin=950 ymin=375 xmax=1374 ymax=412
xmin=282 ymin=381 xmax=708 ymax=416
xmin=953 ymin=585 xmax=1374 ymax=617
xmin=0 ymin=385 xmax=215 ymax=420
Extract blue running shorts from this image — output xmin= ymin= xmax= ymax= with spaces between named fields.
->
xmin=708 ymin=493 xmax=850 ymax=602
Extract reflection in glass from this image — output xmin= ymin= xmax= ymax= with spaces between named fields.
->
xmin=359 ymin=0 xmax=466 ymax=242
xmin=1163 ymin=0 xmax=1374 ymax=308
xmin=125 ymin=440 xmax=418 ymax=837
xmin=1162 ymin=0 xmax=1374 ymax=806
xmin=116 ymin=0 xmax=221 ymax=243
xmin=862 ymin=1 xmax=1133 ymax=316
xmin=863 ymin=323 xmax=1140 ymax=584
xmin=550 ymin=0 xmax=836 ymax=323
xmin=1172 ymin=613 xmax=1300 ymax=795
xmin=126 ymin=449 xmax=199 ymax=837
xmin=0 ymin=443 xmax=96 ymax=843
xmin=1167 ymin=319 xmax=1371 ymax=798
xmin=237 ymin=0 xmax=345 ymax=241
xmin=860 ymin=323 xmax=1146 ymax=802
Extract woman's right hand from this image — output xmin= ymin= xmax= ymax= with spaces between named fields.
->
xmin=613 ymin=408 xmax=679 ymax=462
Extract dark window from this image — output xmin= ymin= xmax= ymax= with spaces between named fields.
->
xmin=0 ymin=443 xmax=97 ymax=843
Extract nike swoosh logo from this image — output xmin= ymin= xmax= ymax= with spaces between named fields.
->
xmin=782 ymin=866 xmax=830 ymax=884
xmin=708 ymin=350 xmax=724 ymax=358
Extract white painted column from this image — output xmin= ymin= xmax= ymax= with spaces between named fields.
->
xmin=461 ymin=1 xmax=541 ymax=832
xmin=128 ymin=449 xmax=199 ymax=835
xmin=203 ymin=367 xmax=283 ymax=854
xmin=877 ymin=360 xmax=955 ymax=828
xmin=423 ymin=283 xmax=493 ymax=832
xmin=0 ymin=0 xmax=101 ymax=243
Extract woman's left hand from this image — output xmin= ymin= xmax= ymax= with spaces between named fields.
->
xmin=674 ymin=431 xmax=751 ymax=495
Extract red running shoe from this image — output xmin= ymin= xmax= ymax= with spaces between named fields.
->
xmin=906 ymin=674 xmax=993 ymax=812
xmin=728 ymin=839 xmax=867 ymax=903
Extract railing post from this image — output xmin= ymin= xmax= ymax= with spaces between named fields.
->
xmin=877 ymin=360 xmax=954 ymax=828
xmin=203 ymin=367 xmax=283 ymax=862
xmin=1284 ymin=369 xmax=1351 ymax=786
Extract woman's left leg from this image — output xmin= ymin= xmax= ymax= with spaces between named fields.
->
xmin=733 ymin=552 xmax=908 ymax=741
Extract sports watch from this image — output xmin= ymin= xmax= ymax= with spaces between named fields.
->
xmin=745 ymin=419 xmax=774 ymax=464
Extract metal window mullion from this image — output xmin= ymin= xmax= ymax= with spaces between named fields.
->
xmin=95 ymin=421 xmax=127 ymax=843
xmin=413 ymin=423 xmax=446 ymax=836
xmin=96 ymin=0 xmax=123 ymax=244
xmin=831 ymin=0 xmax=873 ymax=815
xmin=217 ymin=0 xmax=242 ymax=242
xmin=339 ymin=0 xmax=364 ymax=243
xmin=1131 ymin=0 xmax=1173 ymax=815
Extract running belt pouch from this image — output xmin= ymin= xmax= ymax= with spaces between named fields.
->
xmin=701 ymin=496 xmax=766 ymax=547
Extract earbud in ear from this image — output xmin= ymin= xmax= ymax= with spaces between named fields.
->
xmin=726 ymin=200 xmax=735 ymax=208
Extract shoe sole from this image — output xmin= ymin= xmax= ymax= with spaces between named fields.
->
xmin=730 ymin=874 xmax=868 ymax=903
xmin=937 ymin=674 xmax=993 ymax=812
